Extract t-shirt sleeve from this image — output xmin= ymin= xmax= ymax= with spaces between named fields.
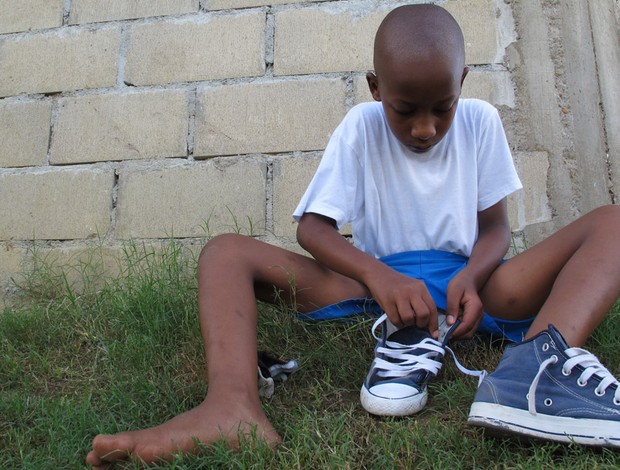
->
xmin=293 ymin=113 xmax=363 ymax=230
xmin=476 ymin=104 xmax=523 ymax=211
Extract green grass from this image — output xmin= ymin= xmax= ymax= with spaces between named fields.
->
xmin=2 ymin=240 xmax=620 ymax=469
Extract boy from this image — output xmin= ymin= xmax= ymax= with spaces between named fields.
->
xmin=87 ymin=4 xmax=620 ymax=467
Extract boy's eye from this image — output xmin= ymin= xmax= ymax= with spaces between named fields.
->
xmin=434 ymin=103 xmax=455 ymax=114
xmin=435 ymin=101 xmax=457 ymax=114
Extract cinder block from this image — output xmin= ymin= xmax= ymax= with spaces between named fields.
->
xmin=195 ymin=78 xmax=347 ymax=156
xmin=0 ymin=100 xmax=52 ymax=167
xmin=445 ymin=0 xmax=498 ymax=65
xmin=0 ymin=0 xmax=64 ymax=34
xmin=274 ymin=6 xmax=386 ymax=76
xmin=273 ymin=0 xmax=498 ymax=76
xmin=272 ymin=155 xmax=321 ymax=237
xmin=207 ymin=0 xmax=307 ymax=10
xmin=50 ymin=90 xmax=188 ymax=164
xmin=514 ymin=151 xmax=552 ymax=227
xmin=116 ymin=160 xmax=267 ymax=239
xmin=353 ymin=74 xmax=373 ymax=105
xmin=69 ymin=0 xmax=199 ymax=24
xmin=6 ymin=244 xmax=123 ymax=297
xmin=507 ymin=192 xmax=521 ymax=233
xmin=0 ymin=242 xmax=27 ymax=296
xmin=461 ymin=70 xmax=515 ymax=107
xmin=21 ymin=240 xmax=204 ymax=299
xmin=125 ymin=13 xmax=265 ymax=86
xmin=0 ymin=28 xmax=120 ymax=98
xmin=0 ymin=169 xmax=114 ymax=240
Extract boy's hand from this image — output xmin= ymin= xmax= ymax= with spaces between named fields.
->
xmin=367 ymin=268 xmax=439 ymax=336
xmin=446 ymin=270 xmax=484 ymax=339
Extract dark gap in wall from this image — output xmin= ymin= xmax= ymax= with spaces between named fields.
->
xmin=62 ymin=0 xmax=72 ymax=26
xmin=265 ymin=160 xmax=274 ymax=234
xmin=187 ymin=88 xmax=197 ymax=160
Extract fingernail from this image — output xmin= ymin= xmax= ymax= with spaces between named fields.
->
xmin=447 ymin=315 xmax=455 ymax=324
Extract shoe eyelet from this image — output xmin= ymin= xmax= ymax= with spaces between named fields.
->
xmin=544 ymin=398 xmax=553 ymax=406
xmin=542 ymin=343 xmax=549 ymax=352
xmin=595 ymin=388 xmax=605 ymax=397
xmin=561 ymin=368 xmax=571 ymax=376
xmin=614 ymin=398 xmax=620 ymax=406
xmin=577 ymin=379 xmax=588 ymax=387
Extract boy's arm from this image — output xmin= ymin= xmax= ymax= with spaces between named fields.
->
xmin=446 ymin=198 xmax=512 ymax=338
xmin=297 ymin=212 xmax=438 ymax=333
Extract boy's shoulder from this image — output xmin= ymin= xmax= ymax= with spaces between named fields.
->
xmin=458 ymin=98 xmax=498 ymax=111
xmin=347 ymin=101 xmax=383 ymax=119
xmin=334 ymin=101 xmax=386 ymax=137
xmin=456 ymin=98 xmax=500 ymax=121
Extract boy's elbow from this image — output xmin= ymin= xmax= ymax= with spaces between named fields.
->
xmin=296 ymin=213 xmax=336 ymax=250
xmin=296 ymin=214 xmax=313 ymax=249
xmin=296 ymin=218 xmax=307 ymax=247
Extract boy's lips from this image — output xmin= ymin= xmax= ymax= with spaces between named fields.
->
xmin=408 ymin=143 xmax=434 ymax=153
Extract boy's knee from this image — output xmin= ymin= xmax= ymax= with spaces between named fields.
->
xmin=199 ymin=233 xmax=249 ymax=263
xmin=589 ymin=204 xmax=620 ymax=227
xmin=597 ymin=204 xmax=620 ymax=217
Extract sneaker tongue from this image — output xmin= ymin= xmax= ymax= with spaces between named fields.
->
xmin=385 ymin=312 xmax=452 ymax=345
xmin=384 ymin=325 xmax=434 ymax=386
xmin=388 ymin=325 xmax=431 ymax=345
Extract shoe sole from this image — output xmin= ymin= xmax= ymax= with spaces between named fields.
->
xmin=360 ymin=385 xmax=427 ymax=416
xmin=468 ymin=402 xmax=620 ymax=448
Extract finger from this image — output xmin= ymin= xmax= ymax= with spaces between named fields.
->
xmin=452 ymin=320 xmax=476 ymax=339
xmin=455 ymin=319 xmax=482 ymax=339
xmin=395 ymin=299 xmax=416 ymax=326
xmin=427 ymin=313 xmax=440 ymax=339
xmin=419 ymin=290 xmax=438 ymax=336
xmin=406 ymin=300 xmax=424 ymax=328
xmin=410 ymin=297 xmax=438 ymax=334
xmin=445 ymin=288 xmax=462 ymax=326
xmin=383 ymin=303 xmax=404 ymax=328
xmin=453 ymin=301 xmax=483 ymax=339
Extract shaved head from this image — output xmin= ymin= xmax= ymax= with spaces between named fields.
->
xmin=366 ymin=4 xmax=469 ymax=153
xmin=374 ymin=4 xmax=465 ymax=79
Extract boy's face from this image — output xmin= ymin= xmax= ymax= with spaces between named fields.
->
xmin=367 ymin=58 xmax=468 ymax=154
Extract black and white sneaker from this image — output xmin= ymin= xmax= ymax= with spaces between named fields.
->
xmin=360 ymin=312 xmax=457 ymax=416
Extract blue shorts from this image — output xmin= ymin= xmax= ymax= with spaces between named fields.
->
xmin=297 ymin=250 xmax=533 ymax=343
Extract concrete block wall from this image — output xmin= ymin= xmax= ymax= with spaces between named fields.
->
xmin=1 ymin=0 xmax=615 ymax=297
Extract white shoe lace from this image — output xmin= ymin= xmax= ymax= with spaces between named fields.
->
xmin=527 ymin=346 xmax=620 ymax=415
xmin=371 ymin=313 xmax=486 ymax=382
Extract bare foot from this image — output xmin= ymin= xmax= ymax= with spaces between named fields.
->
xmin=85 ymin=393 xmax=280 ymax=468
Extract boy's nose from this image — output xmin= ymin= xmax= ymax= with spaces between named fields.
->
xmin=410 ymin=116 xmax=436 ymax=141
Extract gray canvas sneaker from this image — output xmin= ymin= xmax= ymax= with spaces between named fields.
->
xmin=468 ymin=324 xmax=620 ymax=447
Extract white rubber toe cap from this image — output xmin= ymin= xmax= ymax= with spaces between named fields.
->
xmin=360 ymin=384 xmax=427 ymax=416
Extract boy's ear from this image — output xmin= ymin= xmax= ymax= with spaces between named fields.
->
xmin=366 ymin=72 xmax=381 ymax=102
xmin=460 ymin=66 xmax=469 ymax=87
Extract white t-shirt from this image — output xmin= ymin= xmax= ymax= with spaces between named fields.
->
xmin=293 ymin=99 xmax=522 ymax=258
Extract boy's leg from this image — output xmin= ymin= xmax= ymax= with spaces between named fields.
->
xmin=86 ymin=234 xmax=369 ymax=467
xmin=480 ymin=205 xmax=620 ymax=345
